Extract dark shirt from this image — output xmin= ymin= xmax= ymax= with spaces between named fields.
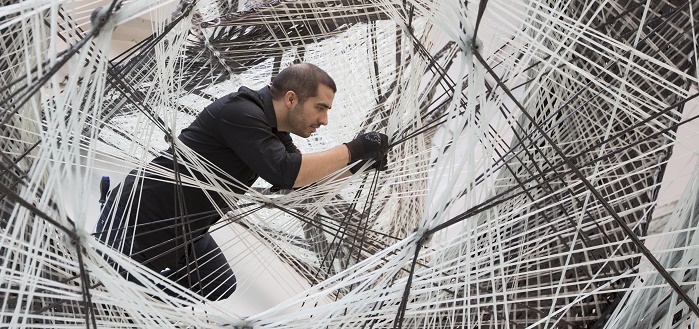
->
xmin=106 ymin=86 xmax=301 ymax=269
xmin=175 ymin=85 xmax=301 ymax=192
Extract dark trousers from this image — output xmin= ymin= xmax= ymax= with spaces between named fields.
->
xmin=95 ymin=199 xmax=237 ymax=301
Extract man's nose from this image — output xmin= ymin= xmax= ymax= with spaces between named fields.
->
xmin=319 ymin=112 xmax=328 ymax=126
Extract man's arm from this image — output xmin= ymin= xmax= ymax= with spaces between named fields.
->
xmin=294 ymin=145 xmax=351 ymax=187
xmin=292 ymin=132 xmax=390 ymax=187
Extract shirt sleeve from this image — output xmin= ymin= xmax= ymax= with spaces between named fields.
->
xmin=276 ymin=131 xmax=300 ymax=154
xmin=215 ymin=96 xmax=302 ymax=189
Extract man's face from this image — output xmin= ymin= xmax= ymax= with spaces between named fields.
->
xmin=287 ymin=84 xmax=335 ymax=138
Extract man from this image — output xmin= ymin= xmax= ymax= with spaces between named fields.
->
xmin=95 ymin=63 xmax=389 ymax=301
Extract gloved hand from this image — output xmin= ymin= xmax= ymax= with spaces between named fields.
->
xmin=345 ymin=132 xmax=389 ymax=174
xmin=344 ymin=131 xmax=389 ymax=162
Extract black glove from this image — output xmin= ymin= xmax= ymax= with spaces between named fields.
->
xmin=344 ymin=132 xmax=389 ymax=162
xmin=346 ymin=132 xmax=389 ymax=174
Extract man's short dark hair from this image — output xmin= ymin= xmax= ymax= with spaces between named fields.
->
xmin=270 ymin=63 xmax=337 ymax=103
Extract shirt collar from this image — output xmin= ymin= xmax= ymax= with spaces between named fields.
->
xmin=257 ymin=86 xmax=278 ymax=130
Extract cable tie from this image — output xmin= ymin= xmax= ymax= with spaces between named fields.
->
xmin=90 ymin=6 xmax=111 ymax=37
xmin=413 ymin=226 xmax=432 ymax=246
xmin=200 ymin=17 xmax=221 ymax=29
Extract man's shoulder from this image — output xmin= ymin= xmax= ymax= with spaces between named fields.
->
xmin=210 ymin=87 xmax=267 ymax=122
xmin=233 ymin=86 xmax=264 ymax=107
xmin=222 ymin=87 xmax=264 ymax=110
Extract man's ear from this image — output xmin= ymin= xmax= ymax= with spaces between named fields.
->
xmin=284 ymin=90 xmax=296 ymax=108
